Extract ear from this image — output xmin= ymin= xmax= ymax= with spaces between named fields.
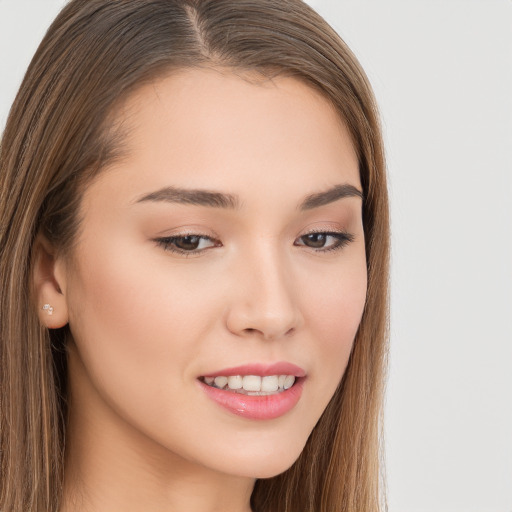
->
xmin=32 ymin=235 xmax=69 ymax=329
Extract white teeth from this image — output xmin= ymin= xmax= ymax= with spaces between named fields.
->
xmin=243 ymin=375 xmax=261 ymax=392
xmin=227 ymin=375 xmax=243 ymax=390
xmin=283 ymin=375 xmax=295 ymax=390
xmin=261 ymin=375 xmax=279 ymax=392
xmin=214 ymin=376 xmax=228 ymax=388
xmin=203 ymin=374 xmax=298 ymax=394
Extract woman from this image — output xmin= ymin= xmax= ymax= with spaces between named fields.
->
xmin=0 ymin=1 xmax=389 ymax=511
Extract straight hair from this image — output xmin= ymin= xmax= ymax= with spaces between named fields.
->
xmin=0 ymin=1 xmax=390 ymax=510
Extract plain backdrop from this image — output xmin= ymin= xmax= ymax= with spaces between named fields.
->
xmin=1 ymin=1 xmax=511 ymax=512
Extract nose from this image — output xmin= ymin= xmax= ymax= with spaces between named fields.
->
xmin=225 ymin=243 xmax=304 ymax=341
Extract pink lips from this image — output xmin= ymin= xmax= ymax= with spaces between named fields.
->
xmin=198 ymin=362 xmax=306 ymax=420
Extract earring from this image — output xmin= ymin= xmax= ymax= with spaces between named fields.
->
xmin=42 ymin=304 xmax=54 ymax=316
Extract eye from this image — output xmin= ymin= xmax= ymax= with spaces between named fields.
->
xmin=295 ymin=231 xmax=354 ymax=253
xmin=154 ymin=234 xmax=219 ymax=256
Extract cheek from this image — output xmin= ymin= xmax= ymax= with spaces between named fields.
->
xmin=65 ymin=231 xmax=242 ymax=398
xmin=301 ymin=254 xmax=367 ymax=401
xmin=316 ymin=271 xmax=366 ymax=348
xmin=65 ymin=240 xmax=213 ymax=421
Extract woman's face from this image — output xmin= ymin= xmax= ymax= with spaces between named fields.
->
xmin=59 ymin=68 xmax=367 ymax=480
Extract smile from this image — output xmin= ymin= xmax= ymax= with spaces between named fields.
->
xmin=198 ymin=363 xmax=306 ymax=420
xmin=201 ymin=374 xmax=296 ymax=395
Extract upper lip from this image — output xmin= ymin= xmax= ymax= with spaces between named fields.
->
xmin=201 ymin=361 xmax=306 ymax=378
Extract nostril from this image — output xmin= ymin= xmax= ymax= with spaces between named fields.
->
xmin=241 ymin=326 xmax=296 ymax=340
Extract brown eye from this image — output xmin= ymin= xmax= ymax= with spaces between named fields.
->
xmin=295 ymin=231 xmax=355 ymax=253
xmin=174 ymin=235 xmax=202 ymax=251
xmin=155 ymin=234 xmax=219 ymax=255
xmin=301 ymin=233 xmax=328 ymax=248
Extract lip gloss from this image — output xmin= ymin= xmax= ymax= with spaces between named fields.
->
xmin=198 ymin=378 xmax=304 ymax=420
xmin=198 ymin=362 xmax=306 ymax=420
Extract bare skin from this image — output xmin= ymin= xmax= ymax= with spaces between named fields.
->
xmin=35 ymin=68 xmax=366 ymax=512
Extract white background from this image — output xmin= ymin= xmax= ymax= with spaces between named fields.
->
xmin=1 ymin=1 xmax=511 ymax=511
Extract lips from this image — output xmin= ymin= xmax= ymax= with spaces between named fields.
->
xmin=201 ymin=362 xmax=306 ymax=378
xmin=198 ymin=362 xmax=306 ymax=420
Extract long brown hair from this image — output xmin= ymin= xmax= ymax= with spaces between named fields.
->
xmin=0 ymin=1 xmax=389 ymax=510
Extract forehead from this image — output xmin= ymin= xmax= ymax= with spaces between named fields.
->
xmin=99 ymin=67 xmax=360 ymax=204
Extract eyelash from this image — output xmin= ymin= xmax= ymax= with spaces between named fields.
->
xmin=154 ymin=230 xmax=355 ymax=257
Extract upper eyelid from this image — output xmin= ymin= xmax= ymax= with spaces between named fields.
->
xmin=155 ymin=232 xmax=218 ymax=245
xmin=300 ymin=228 xmax=347 ymax=235
xmin=157 ymin=228 xmax=350 ymax=242
xmin=163 ymin=227 xmax=348 ymax=237
xmin=296 ymin=229 xmax=353 ymax=243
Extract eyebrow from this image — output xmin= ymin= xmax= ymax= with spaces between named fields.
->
xmin=135 ymin=187 xmax=240 ymax=209
xmin=298 ymin=184 xmax=363 ymax=210
xmin=135 ymin=183 xmax=363 ymax=210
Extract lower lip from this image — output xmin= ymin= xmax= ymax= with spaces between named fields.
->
xmin=198 ymin=378 xmax=305 ymax=420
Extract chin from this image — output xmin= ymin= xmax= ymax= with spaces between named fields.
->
xmin=208 ymin=432 xmax=309 ymax=480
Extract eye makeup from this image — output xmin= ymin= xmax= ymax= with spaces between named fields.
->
xmin=154 ymin=233 xmax=220 ymax=256
xmin=154 ymin=229 xmax=355 ymax=257
xmin=294 ymin=230 xmax=355 ymax=253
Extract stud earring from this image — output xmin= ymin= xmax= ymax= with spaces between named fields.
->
xmin=42 ymin=304 xmax=54 ymax=316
